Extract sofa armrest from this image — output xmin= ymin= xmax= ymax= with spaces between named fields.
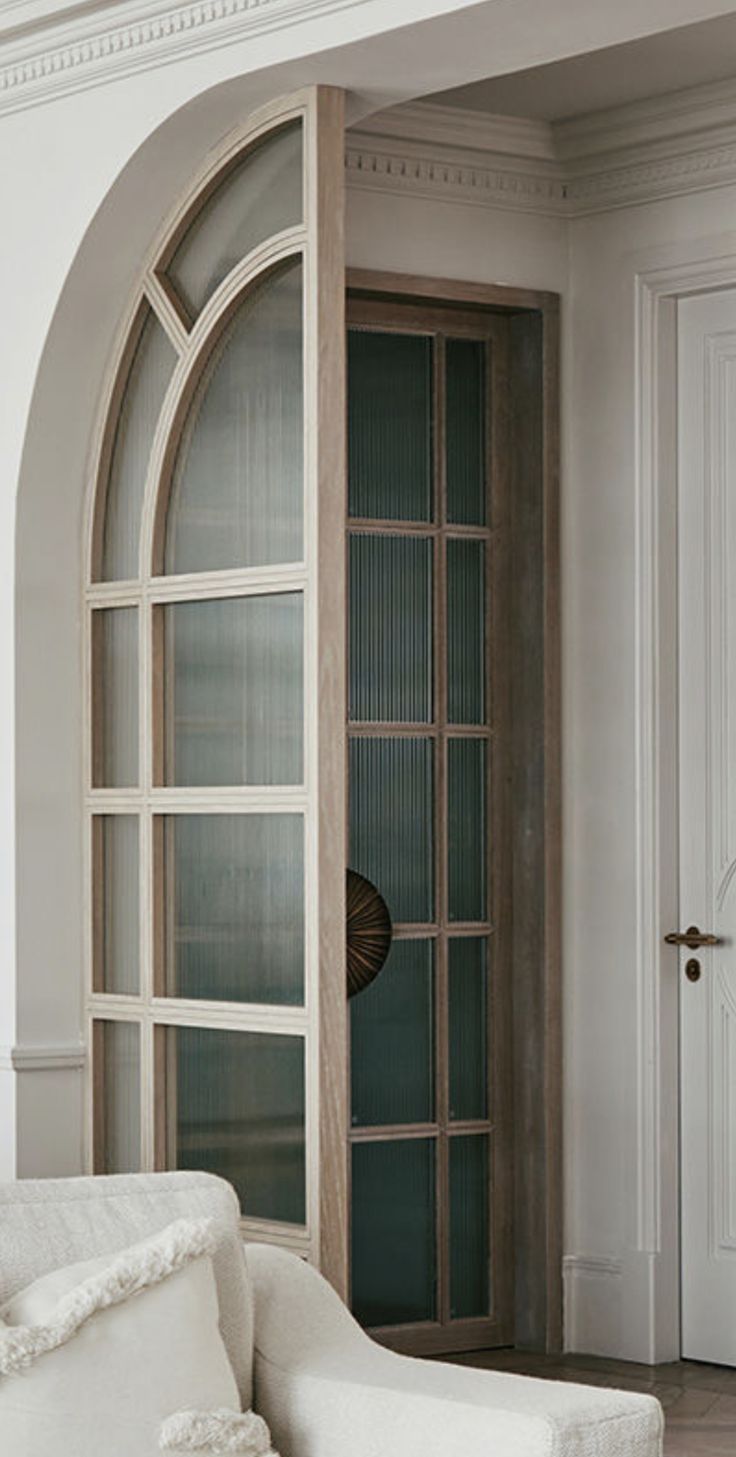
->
xmin=245 ymin=1244 xmax=663 ymax=1457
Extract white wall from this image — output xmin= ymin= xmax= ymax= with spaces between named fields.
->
xmin=7 ymin=0 xmax=736 ymax=1362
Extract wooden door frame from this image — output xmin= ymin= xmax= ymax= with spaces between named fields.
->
xmin=346 ymin=269 xmax=562 ymax=1354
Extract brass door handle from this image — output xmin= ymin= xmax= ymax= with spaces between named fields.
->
xmin=664 ymin=925 xmax=723 ymax=949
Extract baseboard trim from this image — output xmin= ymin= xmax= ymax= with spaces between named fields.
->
xmin=563 ymin=1254 xmax=623 ymax=1357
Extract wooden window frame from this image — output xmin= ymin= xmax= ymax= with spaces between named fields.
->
xmin=84 ymin=86 xmax=348 ymax=1295
xmin=346 ymin=271 xmax=562 ymax=1355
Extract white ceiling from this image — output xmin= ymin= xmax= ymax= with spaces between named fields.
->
xmin=430 ymin=12 xmax=736 ymax=121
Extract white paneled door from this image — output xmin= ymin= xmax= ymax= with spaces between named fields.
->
xmin=678 ymin=289 xmax=736 ymax=1365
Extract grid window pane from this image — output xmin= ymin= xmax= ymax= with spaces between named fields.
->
xmin=351 ymin=940 xmax=434 ymax=1127
xmin=448 ymin=738 xmax=487 ymax=922
xmin=92 ymin=608 xmax=139 ymax=788
xmin=449 ymin=1134 xmax=491 ymax=1319
xmin=95 ymin=1021 xmax=141 ymax=1174
xmin=448 ymin=938 xmax=488 ymax=1121
xmin=159 ymin=814 xmax=304 ymax=1005
xmin=351 ymin=1138 xmax=436 ymax=1325
xmin=350 ymin=737 xmax=434 ymax=925
xmin=348 ymin=330 xmax=433 ymax=522
xmin=93 ymin=816 xmax=139 ymax=996
xmin=447 ymin=537 xmax=485 ymax=725
xmin=446 ymin=338 xmax=486 ymax=526
xmin=168 ymin=1025 xmax=305 ymax=1225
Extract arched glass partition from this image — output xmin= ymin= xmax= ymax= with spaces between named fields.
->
xmin=86 ymin=88 xmax=347 ymax=1290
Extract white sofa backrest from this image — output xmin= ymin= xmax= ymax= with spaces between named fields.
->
xmin=0 ymin=1171 xmax=253 ymax=1405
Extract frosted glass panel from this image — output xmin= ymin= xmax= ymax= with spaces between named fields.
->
xmin=94 ymin=816 xmax=139 ymax=995
xmin=447 ymin=538 xmax=485 ymax=725
xmin=446 ymin=338 xmax=486 ymax=525
xmin=160 ymin=813 xmax=303 ymax=1004
xmin=92 ymin=608 xmax=139 ymax=787
xmin=170 ymin=1025 xmax=305 ymax=1224
xmin=449 ymin=1134 xmax=490 ymax=1318
xmin=165 ymin=261 xmax=303 ymax=574
xmin=168 ymin=123 xmax=302 ymax=317
xmin=348 ymin=330 xmax=433 ymax=522
xmin=448 ymin=738 xmax=487 ymax=922
xmin=351 ymin=940 xmax=434 ymax=1127
xmin=162 ymin=595 xmax=303 ymax=786
xmin=351 ymin=1139 xmax=435 ymax=1325
xmin=349 ymin=534 xmax=432 ymax=723
xmin=350 ymin=737 xmax=434 ymax=924
xmin=100 ymin=311 xmax=176 ymax=582
xmin=96 ymin=1021 xmax=140 ymax=1174
xmin=448 ymin=938 xmax=488 ymax=1121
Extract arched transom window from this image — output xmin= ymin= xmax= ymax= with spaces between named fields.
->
xmin=86 ymin=88 xmax=347 ymax=1288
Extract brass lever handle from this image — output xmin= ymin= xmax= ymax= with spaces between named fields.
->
xmin=664 ymin=925 xmax=723 ymax=949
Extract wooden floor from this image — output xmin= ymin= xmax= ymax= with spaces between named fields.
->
xmin=450 ymin=1349 xmax=736 ymax=1454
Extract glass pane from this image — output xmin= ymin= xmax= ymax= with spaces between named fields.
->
xmin=92 ymin=608 xmax=138 ymax=787
xmin=169 ymin=1025 xmax=305 ymax=1224
xmin=448 ymin=738 xmax=487 ymax=922
xmin=159 ymin=814 xmax=303 ymax=1005
xmin=349 ymin=534 xmax=432 ymax=724
xmin=162 ymin=595 xmax=303 ymax=787
xmin=168 ymin=123 xmax=303 ymax=318
xmin=351 ymin=940 xmax=434 ymax=1127
xmin=348 ymin=330 xmax=433 ymax=522
xmin=96 ymin=1021 xmax=140 ymax=1174
xmin=447 ymin=538 xmax=485 ymax=725
xmin=350 ymin=737 xmax=434 ymax=924
xmin=446 ymin=338 xmax=486 ymax=525
xmin=100 ymin=310 xmax=176 ymax=582
xmin=450 ymin=1134 xmax=490 ymax=1318
xmin=94 ymin=816 xmax=139 ymax=995
xmin=165 ymin=261 xmax=303 ymax=575
xmin=351 ymin=1139 xmax=435 ymax=1325
xmin=448 ymin=938 xmax=488 ymax=1121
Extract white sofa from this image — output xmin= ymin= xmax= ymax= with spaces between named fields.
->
xmin=0 ymin=1171 xmax=663 ymax=1456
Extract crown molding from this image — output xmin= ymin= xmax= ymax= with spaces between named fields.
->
xmin=0 ymin=0 xmax=369 ymax=117
xmin=348 ymin=85 xmax=736 ymax=217
xmin=0 ymin=1041 xmax=86 ymax=1071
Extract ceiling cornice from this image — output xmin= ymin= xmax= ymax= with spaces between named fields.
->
xmin=348 ymin=84 xmax=736 ymax=217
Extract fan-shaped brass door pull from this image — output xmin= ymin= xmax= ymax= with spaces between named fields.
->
xmin=664 ymin=925 xmax=722 ymax=949
xmin=346 ymin=869 xmax=392 ymax=998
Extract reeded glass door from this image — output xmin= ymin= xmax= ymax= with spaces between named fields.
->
xmin=347 ymin=297 xmax=513 ymax=1354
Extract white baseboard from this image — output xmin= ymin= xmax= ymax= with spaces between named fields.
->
xmin=563 ymin=1254 xmax=623 ymax=1356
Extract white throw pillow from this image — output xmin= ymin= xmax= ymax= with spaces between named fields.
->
xmin=0 ymin=1218 xmax=244 ymax=1457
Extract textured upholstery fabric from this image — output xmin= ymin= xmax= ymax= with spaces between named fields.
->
xmin=247 ymin=1244 xmax=665 ymax=1457
xmin=0 ymin=1172 xmax=253 ymax=1406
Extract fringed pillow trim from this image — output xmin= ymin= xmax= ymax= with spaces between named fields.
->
xmin=159 ymin=1408 xmax=278 ymax=1454
xmin=0 ymin=1217 xmax=217 ymax=1375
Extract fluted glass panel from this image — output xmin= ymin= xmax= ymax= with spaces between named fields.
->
xmin=94 ymin=816 xmax=139 ymax=995
xmin=447 ymin=538 xmax=485 ymax=725
xmin=160 ymin=814 xmax=303 ymax=1004
xmin=448 ymin=738 xmax=487 ymax=923
xmin=100 ymin=310 xmax=175 ymax=582
xmin=171 ymin=1026 xmax=305 ymax=1224
xmin=96 ymin=1021 xmax=140 ymax=1174
xmin=349 ymin=534 xmax=432 ymax=723
xmin=450 ymin=1134 xmax=490 ymax=1319
xmin=350 ymin=737 xmax=434 ymax=924
xmin=162 ymin=595 xmax=302 ymax=786
xmin=168 ymin=123 xmax=302 ymax=318
xmin=446 ymin=338 xmax=486 ymax=525
xmin=351 ymin=940 xmax=434 ymax=1127
xmin=165 ymin=261 xmax=303 ymax=574
xmin=92 ymin=608 xmax=138 ymax=787
xmin=448 ymin=938 xmax=488 ymax=1121
xmin=348 ymin=330 xmax=433 ymax=522
xmin=351 ymin=1139 xmax=435 ymax=1325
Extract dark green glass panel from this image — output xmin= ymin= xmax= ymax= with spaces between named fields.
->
xmin=448 ymin=738 xmax=487 ymax=922
xmin=350 ymin=737 xmax=434 ymax=924
xmin=163 ymin=594 xmax=303 ymax=786
xmin=351 ymin=940 xmax=434 ymax=1127
xmin=450 ymin=1134 xmax=490 ymax=1318
xmin=348 ymin=330 xmax=433 ymax=522
xmin=351 ymin=1139 xmax=436 ymax=1325
xmin=448 ymin=938 xmax=488 ymax=1121
xmin=174 ymin=1025 xmax=305 ymax=1224
xmin=447 ymin=538 xmax=485 ymax=725
xmin=446 ymin=338 xmax=486 ymax=525
xmin=349 ymin=534 xmax=432 ymax=723
xmin=163 ymin=813 xmax=303 ymax=1004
